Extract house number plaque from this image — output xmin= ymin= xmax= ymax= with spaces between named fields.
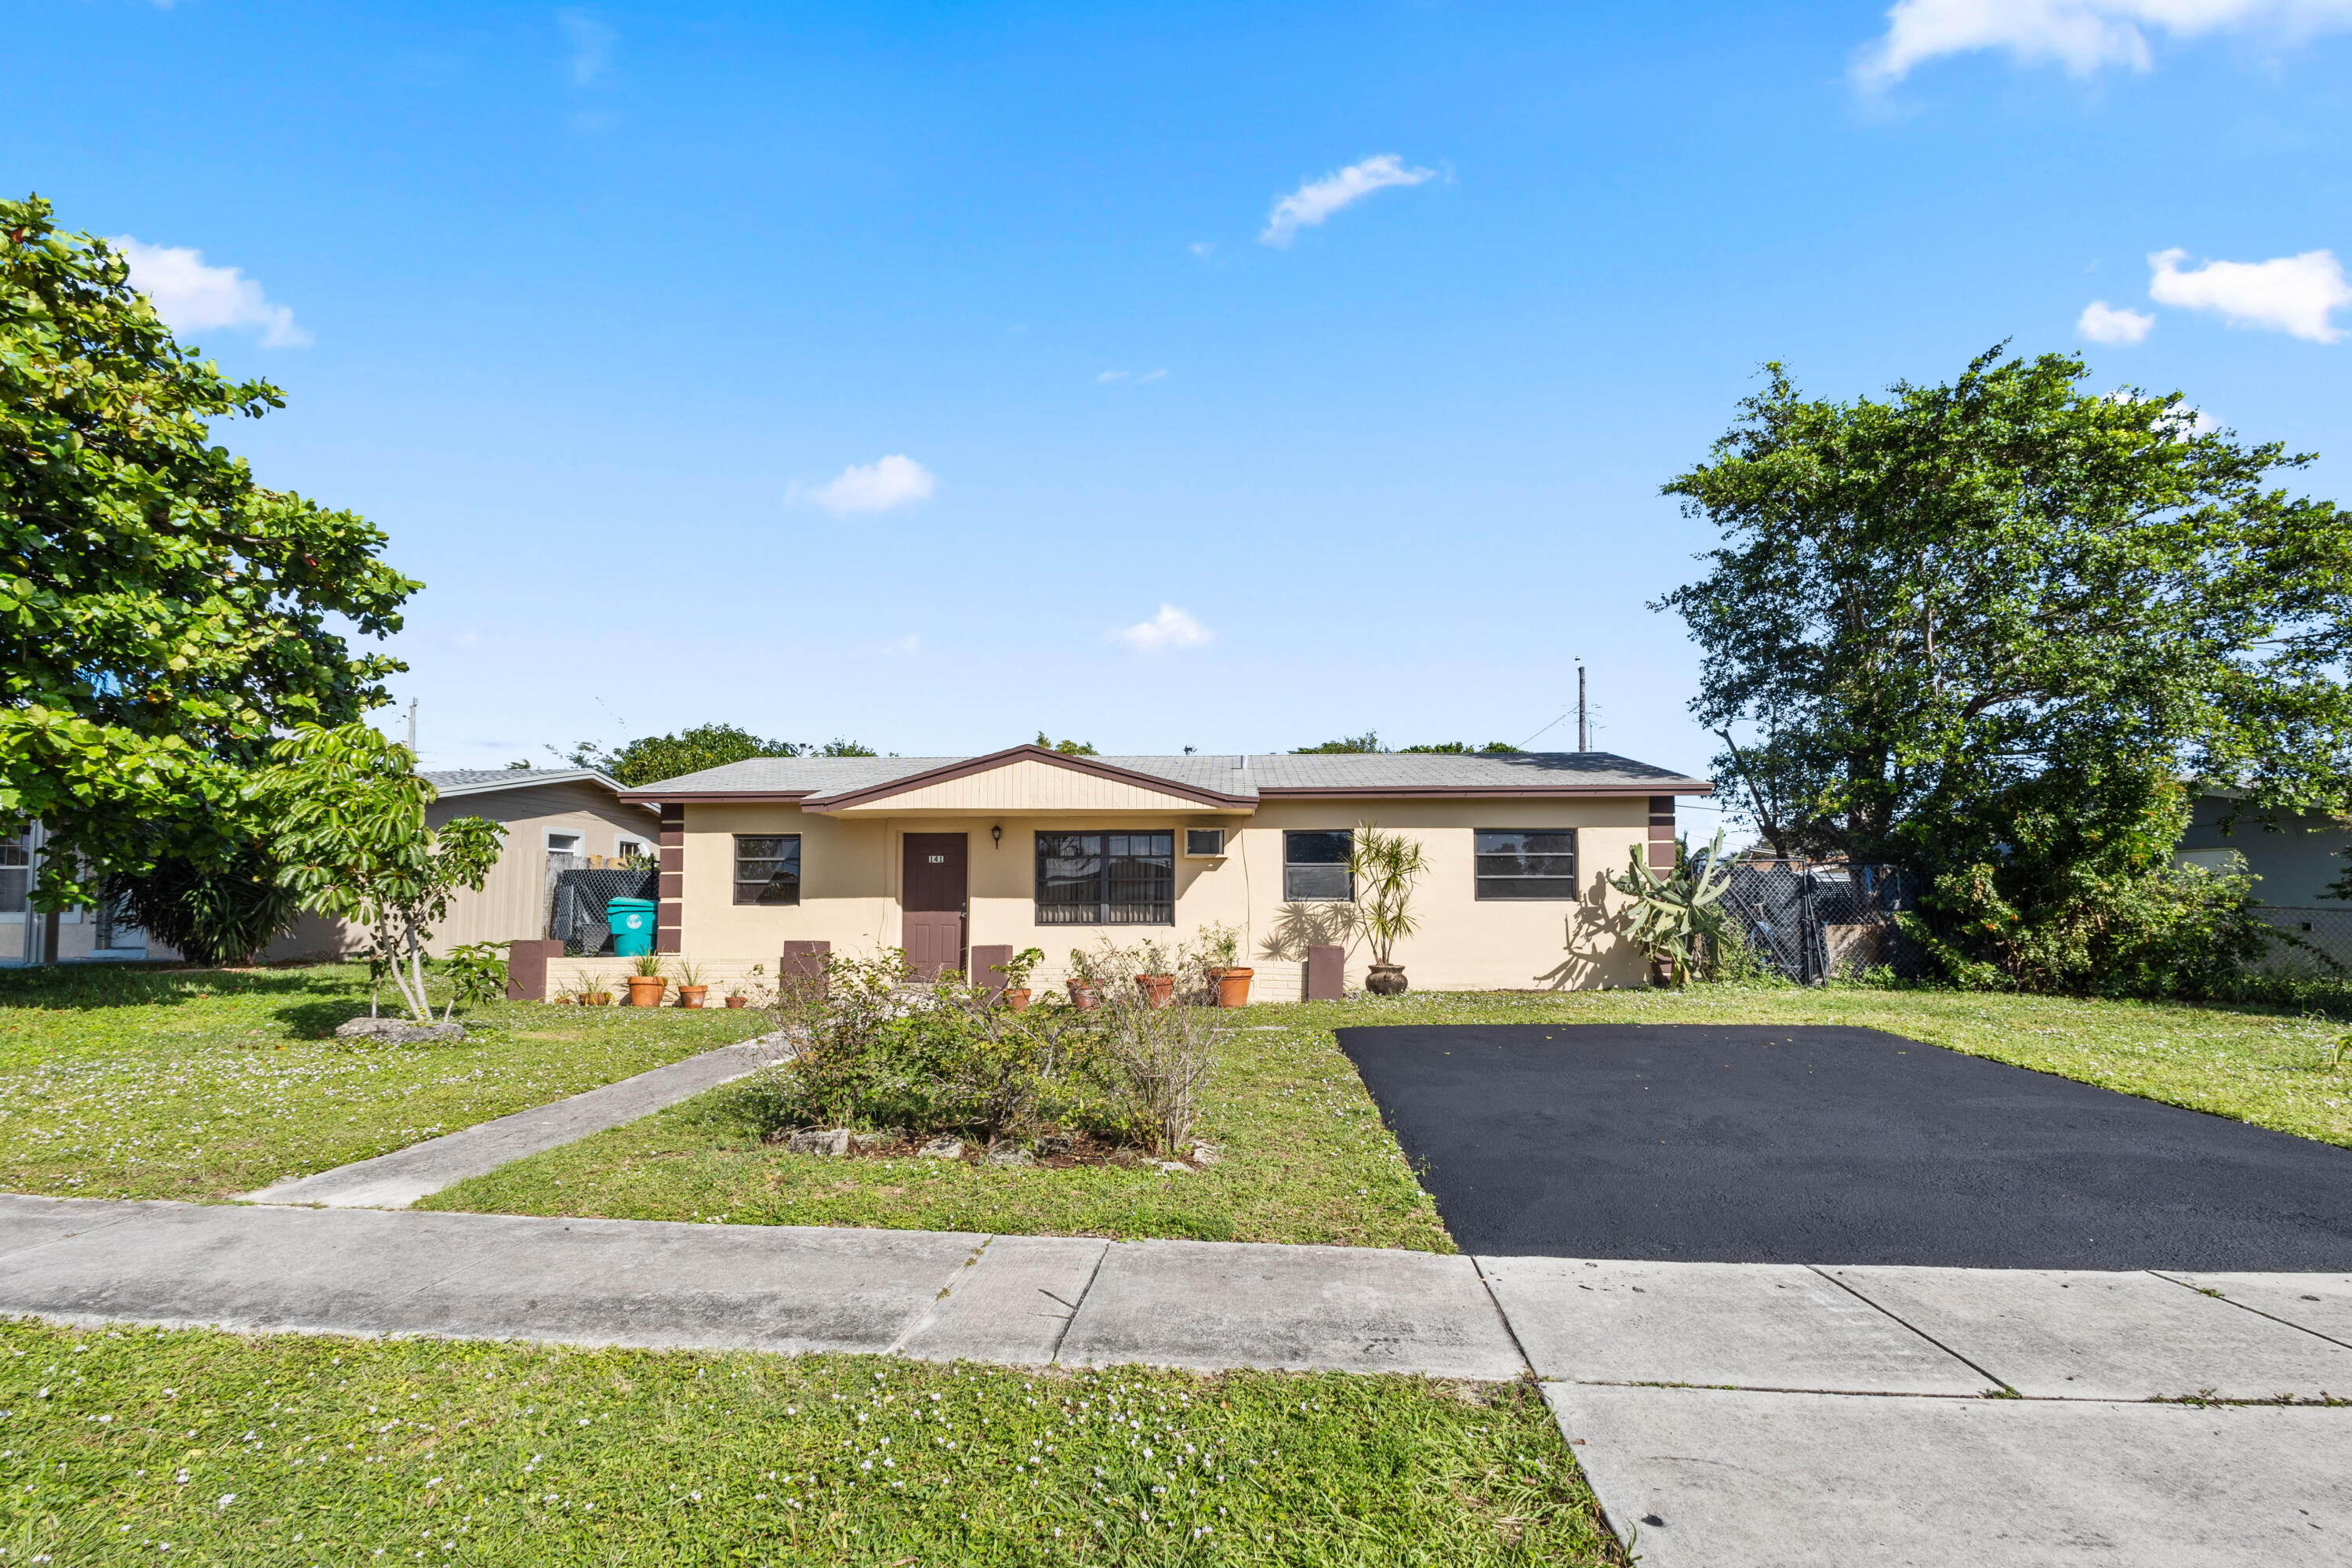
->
xmin=927 ymin=855 xmax=945 ymax=863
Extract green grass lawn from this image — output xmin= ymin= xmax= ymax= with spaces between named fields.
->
xmin=425 ymin=982 xmax=2352 ymax=1245
xmin=423 ymin=1020 xmax=1454 ymax=1249
xmin=0 ymin=965 xmax=768 ymax=1202
xmin=0 ymin=1317 xmax=1619 ymax=1567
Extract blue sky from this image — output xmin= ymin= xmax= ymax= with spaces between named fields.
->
xmin=10 ymin=2 xmax=2351 ymax=806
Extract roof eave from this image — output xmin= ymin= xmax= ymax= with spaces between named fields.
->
xmin=1258 ymin=782 xmax=1715 ymax=799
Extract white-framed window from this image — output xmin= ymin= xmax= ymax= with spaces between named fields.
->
xmin=615 ymin=835 xmax=650 ymax=860
xmin=0 ymin=830 xmax=29 ymax=923
xmin=545 ymin=830 xmax=584 ymax=856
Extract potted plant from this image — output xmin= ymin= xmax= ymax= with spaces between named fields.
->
xmin=1199 ymin=921 xmax=1253 ymax=1007
xmin=993 ymin=946 xmax=1044 ymax=1011
xmin=1349 ymin=822 xmax=1429 ymax=996
xmin=586 ymin=985 xmax=613 ymax=1006
xmin=724 ymin=988 xmax=750 ymax=1009
xmin=1607 ymin=829 xmax=1733 ymax=989
xmin=1134 ymin=938 xmax=1176 ymax=1009
xmin=673 ymin=960 xmax=709 ymax=1008
xmin=1065 ymin=948 xmax=1099 ymax=1011
xmin=624 ymin=953 xmax=668 ymax=1007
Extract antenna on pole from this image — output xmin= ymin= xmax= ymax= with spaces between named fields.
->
xmin=1577 ymin=662 xmax=1588 ymax=753
xmin=406 ymin=699 xmax=418 ymax=759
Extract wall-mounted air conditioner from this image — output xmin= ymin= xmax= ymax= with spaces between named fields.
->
xmin=1184 ymin=828 xmax=1227 ymax=859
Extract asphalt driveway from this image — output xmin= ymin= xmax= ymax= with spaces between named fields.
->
xmin=1336 ymin=1023 xmax=2352 ymax=1269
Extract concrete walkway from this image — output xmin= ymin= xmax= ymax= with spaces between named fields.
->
xmin=4 ymin=1194 xmax=2351 ymax=1562
xmin=238 ymin=1041 xmax=758 ymax=1208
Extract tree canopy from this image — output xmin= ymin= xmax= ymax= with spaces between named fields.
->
xmin=1291 ymin=732 xmax=1521 ymax=754
xmin=2 ymin=194 xmax=416 ymax=896
xmin=563 ymin=724 xmax=875 ymax=786
xmin=1660 ymin=347 xmax=2350 ymax=989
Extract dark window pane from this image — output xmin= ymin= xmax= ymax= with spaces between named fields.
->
xmin=1475 ymin=829 xmax=1577 ymax=900
xmin=1476 ymin=875 xmax=1580 ymax=900
xmin=1286 ymin=830 xmax=1352 ymax=864
xmin=1285 ymin=862 xmax=1352 ymax=901
xmin=733 ymin=834 xmax=801 ymax=906
xmin=1283 ymin=830 xmax=1353 ymax=902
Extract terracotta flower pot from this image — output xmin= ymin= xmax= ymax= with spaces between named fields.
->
xmin=1066 ymin=981 xmax=1097 ymax=1011
xmin=1210 ymin=967 xmax=1254 ymax=1007
xmin=724 ymin=995 xmax=749 ymax=1009
xmin=677 ymin=985 xmax=708 ymax=1008
xmin=1365 ymin=963 xmax=1408 ymax=996
xmin=586 ymin=992 xmax=612 ymax=1007
xmin=1136 ymin=973 xmax=1175 ymax=1008
xmin=1003 ymin=987 xmax=1032 ymax=1012
xmin=626 ymin=975 xmax=668 ymax=1007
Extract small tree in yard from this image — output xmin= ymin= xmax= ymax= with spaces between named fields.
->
xmin=260 ymin=724 xmax=503 ymax=1023
xmin=1608 ymin=830 xmax=1735 ymax=986
xmin=1348 ymin=822 xmax=1429 ymax=971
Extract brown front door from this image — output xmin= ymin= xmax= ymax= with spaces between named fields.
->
xmin=901 ymin=833 xmax=968 ymax=979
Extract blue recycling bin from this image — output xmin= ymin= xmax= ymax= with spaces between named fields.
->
xmin=607 ymin=896 xmax=657 ymax=957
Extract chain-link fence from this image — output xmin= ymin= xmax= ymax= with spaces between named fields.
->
xmin=2250 ymin=906 xmax=2352 ymax=975
xmin=546 ymin=857 xmax=659 ymax=956
xmin=1717 ymin=860 xmax=1932 ymax=983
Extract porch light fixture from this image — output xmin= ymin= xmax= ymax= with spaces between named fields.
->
xmin=990 ymin=825 xmax=1003 ymax=848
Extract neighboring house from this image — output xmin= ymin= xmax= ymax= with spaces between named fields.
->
xmin=0 ymin=768 xmax=654 ymax=967
xmin=2176 ymin=789 xmax=2352 ymax=968
xmin=270 ymin=768 xmax=659 ymax=960
xmin=606 ymin=744 xmax=1711 ymax=997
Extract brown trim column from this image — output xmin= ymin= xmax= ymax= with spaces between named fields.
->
xmin=505 ymin=938 xmax=564 ymax=1001
xmin=1647 ymin=796 xmax=1676 ymax=873
xmin=655 ymin=803 xmax=684 ymax=955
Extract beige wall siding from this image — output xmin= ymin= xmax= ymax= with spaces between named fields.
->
xmin=671 ymin=797 xmax=1653 ymax=993
xmin=829 ymin=758 xmax=1248 ymax=816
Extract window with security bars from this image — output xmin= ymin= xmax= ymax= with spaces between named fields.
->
xmin=1034 ymin=831 xmax=1174 ymax=924
xmin=734 ymin=834 xmax=802 ymax=905
xmin=1283 ymin=829 xmax=1353 ymax=902
xmin=1475 ymin=829 xmax=1578 ymax=899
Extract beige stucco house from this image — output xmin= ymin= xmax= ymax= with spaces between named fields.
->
xmin=587 ymin=745 xmax=1711 ymax=1000
xmin=1 ymin=768 xmax=655 ymax=967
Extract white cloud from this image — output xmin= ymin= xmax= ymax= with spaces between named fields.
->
xmin=1097 ymin=368 xmax=1167 ymax=385
xmin=1189 ymin=241 xmax=1216 ymax=258
xmin=2148 ymin=247 xmax=2350 ymax=341
xmin=883 ymin=633 xmax=922 ymax=656
xmin=2078 ymin=299 xmax=2154 ymax=343
xmin=1110 ymin=604 xmax=1212 ymax=653
xmin=797 ymin=455 xmax=938 ymax=516
xmin=1259 ymin=154 xmax=1437 ymax=249
xmin=558 ymin=9 xmax=616 ymax=86
xmin=111 ymin=238 xmax=310 ymax=347
xmin=1097 ymin=369 xmax=1130 ymax=383
xmin=1855 ymin=0 xmax=2352 ymax=85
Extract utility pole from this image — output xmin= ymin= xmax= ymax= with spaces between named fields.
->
xmin=406 ymin=699 xmax=418 ymax=758
xmin=1577 ymin=662 xmax=1588 ymax=753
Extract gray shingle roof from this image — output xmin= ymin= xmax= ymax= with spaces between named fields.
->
xmin=631 ymin=750 xmax=1707 ymax=800
xmin=422 ymin=768 xmax=626 ymax=797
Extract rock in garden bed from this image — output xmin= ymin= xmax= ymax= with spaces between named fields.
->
xmin=335 ymin=1017 xmax=467 ymax=1044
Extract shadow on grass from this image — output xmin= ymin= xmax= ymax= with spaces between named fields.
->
xmin=0 ymin=962 xmax=362 ymax=1014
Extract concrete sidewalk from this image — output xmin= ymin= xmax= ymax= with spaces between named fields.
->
xmin=238 ymin=1041 xmax=758 ymax=1208
xmin=6 ymin=1197 xmax=2351 ymax=1563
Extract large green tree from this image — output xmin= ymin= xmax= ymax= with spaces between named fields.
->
xmin=1661 ymin=347 xmax=2352 ymax=989
xmin=2 ymin=194 xmax=416 ymax=902
xmin=562 ymin=724 xmax=877 ymax=787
